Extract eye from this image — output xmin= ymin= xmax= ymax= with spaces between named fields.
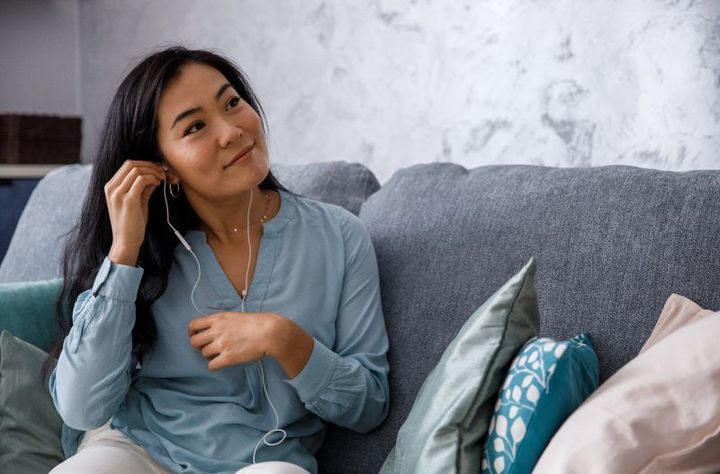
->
xmin=182 ymin=97 xmax=242 ymax=137
xmin=184 ymin=121 xmax=204 ymax=136
xmin=226 ymin=96 xmax=241 ymax=111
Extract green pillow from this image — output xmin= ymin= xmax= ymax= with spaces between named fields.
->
xmin=0 ymin=278 xmax=64 ymax=352
xmin=380 ymin=258 xmax=540 ymax=474
xmin=481 ymin=333 xmax=599 ymax=473
xmin=0 ymin=330 xmax=64 ymax=473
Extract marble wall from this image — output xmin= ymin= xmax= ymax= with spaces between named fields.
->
xmin=79 ymin=0 xmax=720 ymax=184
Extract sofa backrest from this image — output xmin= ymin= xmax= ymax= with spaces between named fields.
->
xmin=6 ymin=161 xmax=720 ymax=474
xmin=0 ymin=161 xmax=379 ymax=283
xmin=319 ymin=163 xmax=720 ymax=474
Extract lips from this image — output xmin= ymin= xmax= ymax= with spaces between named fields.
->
xmin=225 ymin=143 xmax=254 ymax=168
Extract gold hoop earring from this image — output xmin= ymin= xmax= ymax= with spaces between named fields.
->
xmin=169 ymin=181 xmax=181 ymax=198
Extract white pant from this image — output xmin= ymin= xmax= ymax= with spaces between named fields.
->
xmin=49 ymin=419 xmax=312 ymax=474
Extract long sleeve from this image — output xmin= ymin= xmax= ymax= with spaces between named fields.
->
xmin=284 ymin=210 xmax=390 ymax=433
xmin=48 ymin=256 xmax=143 ymax=431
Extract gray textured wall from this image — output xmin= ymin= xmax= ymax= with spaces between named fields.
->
xmin=74 ymin=1 xmax=720 ymax=183
xmin=0 ymin=0 xmax=80 ymax=115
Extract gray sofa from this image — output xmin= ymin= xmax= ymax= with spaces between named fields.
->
xmin=2 ymin=161 xmax=720 ymax=474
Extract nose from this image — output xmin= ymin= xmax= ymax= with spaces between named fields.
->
xmin=218 ymin=118 xmax=244 ymax=149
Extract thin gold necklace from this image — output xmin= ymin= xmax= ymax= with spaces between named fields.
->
xmin=232 ymin=190 xmax=272 ymax=232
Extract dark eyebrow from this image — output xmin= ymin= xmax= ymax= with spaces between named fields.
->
xmin=170 ymin=83 xmax=233 ymax=131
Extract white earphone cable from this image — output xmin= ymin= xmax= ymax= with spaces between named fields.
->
xmin=162 ymin=178 xmax=204 ymax=318
xmin=161 ymin=175 xmax=285 ymax=464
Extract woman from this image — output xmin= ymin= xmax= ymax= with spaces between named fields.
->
xmin=42 ymin=46 xmax=390 ymax=474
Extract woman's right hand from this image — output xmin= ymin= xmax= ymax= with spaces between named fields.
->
xmin=105 ymin=159 xmax=166 ymax=266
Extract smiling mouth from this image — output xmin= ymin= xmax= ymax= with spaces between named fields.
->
xmin=225 ymin=144 xmax=254 ymax=168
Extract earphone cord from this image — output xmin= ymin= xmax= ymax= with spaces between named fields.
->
xmin=162 ymin=178 xmax=286 ymax=464
xmin=162 ymin=179 xmax=204 ymax=318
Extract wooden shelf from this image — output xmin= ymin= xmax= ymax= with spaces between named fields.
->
xmin=0 ymin=164 xmax=69 ymax=179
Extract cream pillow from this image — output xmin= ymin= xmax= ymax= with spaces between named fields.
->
xmin=533 ymin=293 xmax=720 ymax=474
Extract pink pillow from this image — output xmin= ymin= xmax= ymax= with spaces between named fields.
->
xmin=533 ymin=293 xmax=720 ymax=474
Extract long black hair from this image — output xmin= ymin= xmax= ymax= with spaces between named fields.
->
xmin=40 ymin=45 xmax=297 ymax=381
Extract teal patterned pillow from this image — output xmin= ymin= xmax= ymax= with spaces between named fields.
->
xmin=481 ymin=333 xmax=599 ymax=474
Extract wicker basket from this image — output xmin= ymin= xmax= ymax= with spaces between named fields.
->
xmin=0 ymin=114 xmax=82 ymax=164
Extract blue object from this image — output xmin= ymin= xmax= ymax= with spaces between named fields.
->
xmin=481 ymin=333 xmax=599 ymax=474
xmin=0 ymin=178 xmax=41 ymax=263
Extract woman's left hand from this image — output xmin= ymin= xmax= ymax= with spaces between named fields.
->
xmin=188 ymin=311 xmax=314 ymax=377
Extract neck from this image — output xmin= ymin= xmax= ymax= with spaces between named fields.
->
xmin=197 ymin=187 xmax=271 ymax=246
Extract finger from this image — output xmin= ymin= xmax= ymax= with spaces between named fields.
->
xmin=140 ymin=175 xmax=162 ymax=203
xmin=208 ymin=353 xmax=227 ymax=372
xmin=201 ymin=342 xmax=220 ymax=359
xmin=140 ymin=174 xmax=162 ymax=204
xmin=188 ymin=316 xmax=213 ymax=336
xmin=116 ymin=166 xmax=165 ymax=197
xmin=189 ymin=329 xmax=214 ymax=349
xmin=124 ymin=159 xmax=165 ymax=175
xmin=106 ymin=161 xmax=165 ymax=192
xmin=107 ymin=169 xmax=163 ymax=205
xmin=127 ymin=174 xmax=161 ymax=202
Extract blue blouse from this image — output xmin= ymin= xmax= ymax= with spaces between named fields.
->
xmin=48 ymin=189 xmax=390 ymax=474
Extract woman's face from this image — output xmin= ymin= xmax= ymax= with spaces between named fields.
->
xmin=156 ymin=62 xmax=269 ymax=200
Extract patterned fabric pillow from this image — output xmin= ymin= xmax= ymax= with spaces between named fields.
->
xmin=481 ymin=333 xmax=599 ymax=474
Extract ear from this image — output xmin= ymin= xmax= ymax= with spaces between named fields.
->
xmin=161 ymin=161 xmax=180 ymax=184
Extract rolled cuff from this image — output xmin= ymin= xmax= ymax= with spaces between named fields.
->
xmin=91 ymin=256 xmax=144 ymax=303
xmin=284 ymin=337 xmax=339 ymax=405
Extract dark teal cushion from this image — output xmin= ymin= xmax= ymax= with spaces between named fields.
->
xmin=481 ymin=333 xmax=599 ymax=473
xmin=0 ymin=278 xmax=64 ymax=352
xmin=0 ymin=330 xmax=64 ymax=473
